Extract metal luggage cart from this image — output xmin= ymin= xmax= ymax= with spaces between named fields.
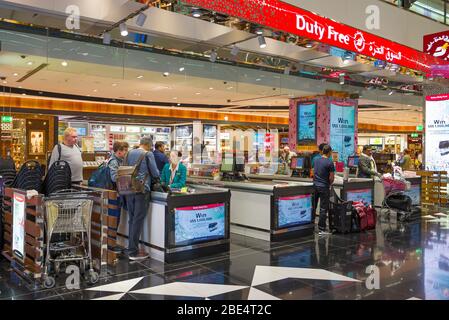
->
xmin=381 ymin=177 xmax=412 ymax=222
xmin=42 ymin=190 xmax=99 ymax=288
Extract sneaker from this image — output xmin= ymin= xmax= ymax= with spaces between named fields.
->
xmin=318 ymin=230 xmax=332 ymax=236
xmin=128 ymin=251 xmax=149 ymax=261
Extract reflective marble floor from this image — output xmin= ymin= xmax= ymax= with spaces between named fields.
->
xmin=1 ymin=210 xmax=449 ymax=300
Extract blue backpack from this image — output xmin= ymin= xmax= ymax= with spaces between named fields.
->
xmin=88 ymin=159 xmax=116 ymax=190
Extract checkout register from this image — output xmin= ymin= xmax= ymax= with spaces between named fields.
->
xmin=221 ymin=155 xmax=248 ymax=181
xmin=290 ymin=155 xmax=312 ymax=178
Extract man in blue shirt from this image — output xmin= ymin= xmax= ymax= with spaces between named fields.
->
xmin=153 ymin=141 xmax=169 ymax=172
xmin=311 ymin=143 xmax=327 ymax=169
xmin=123 ymin=136 xmax=160 ymax=261
xmin=313 ymin=145 xmax=335 ymax=236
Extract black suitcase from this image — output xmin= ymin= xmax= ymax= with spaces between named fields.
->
xmin=329 ymin=192 xmax=353 ymax=234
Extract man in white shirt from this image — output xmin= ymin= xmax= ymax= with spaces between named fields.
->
xmin=48 ymin=128 xmax=83 ymax=183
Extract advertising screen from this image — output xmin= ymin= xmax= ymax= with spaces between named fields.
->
xmin=330 ymin=102 xmax=356 ymax=164
xmin=297 ymin=102 xmax=317 ymax=144
xmin=346 ymin=189 xmax=373 ymax=206
xmin=174 ymin=203 xmax=226 ymax=246
xmin=278 ymin=194 xmax=313 ymax=228
xmin=425 ymin=94 xmax=449 ymax=171
xmin=12 ymin=192 xmax=26 ymax=261
xmin=403 ymin=184 xmax=421 ymax=206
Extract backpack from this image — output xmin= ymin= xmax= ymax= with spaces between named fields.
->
xmin=44 ymin=160 xmax=72 ymax=195
xmin=47 ymin=144 xmax=62 ymax=168
xmin=88 ymin=158 xmax=116 ymax=190
xmin=116 ymin=151 xmax=148 ymax=195
xmin=12 ymin=160 xmax=44 ymax=192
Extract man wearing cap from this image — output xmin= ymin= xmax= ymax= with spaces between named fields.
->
xmin=358 ymin=146 xmax=381 ymax=179
xmin=122 ymin=136 xmax=160 ymax=261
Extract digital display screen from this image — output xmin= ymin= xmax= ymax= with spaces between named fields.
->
xmin=346 ymin=188 xmax=373 ymax=206
xmin=12 ymin=192 xmax=26 ymax=261
xmin=278 ymin=194 xmax=313 ymax=228
xmin=347 ymin=156 xmax=359 ymax=168
xmin=174 ymin=203 xmax=226 ymax=246
xmin=297 ymin=102 xmax=317 ymax=144
xmin=291 ymin=157 xmax=304 ymax=169
xmin=76 ymin=127 xmax=87 ymax=136
xmin=403 ymin=184 xmax=421 ymax=206
xmin=330 ymin=102 xmax=356 ymax=164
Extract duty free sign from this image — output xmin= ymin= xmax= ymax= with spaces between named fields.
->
xmin=183 ymin=0 xmax=447 ymax=73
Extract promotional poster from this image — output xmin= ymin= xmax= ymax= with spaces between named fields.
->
xmin=297 ymin=102 xmax=317 ymax=144
xmin=174 ymin=203 xmax=225 ymax=246
xmin=346 ymin=189 xmax=373 ymax=206
xmin=330 ymin=102 xmax=356 ymax=164
xmin=12 ymin=192 xmax=26 ymax=261
xmin=425 ymin=94 xmax=449 ymax=171
xmin=278 ymin=194 xmax=313 ymax=228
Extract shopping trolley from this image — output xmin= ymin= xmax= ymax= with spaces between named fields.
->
xmin=42 ymin=190 xmax=99 ymax=288
xmin=381 ymin=177 xmax=412 ymax=222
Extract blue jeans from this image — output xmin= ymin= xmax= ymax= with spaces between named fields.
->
xmin=125 ymin=193 xmax=149 ymax=254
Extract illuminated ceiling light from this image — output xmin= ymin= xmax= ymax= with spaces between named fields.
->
xmin=256 ymin=78 xmax=261 ymax=81
xmin=224 ymin=116 xmax=229 ymax=121
xmin=112 ymin=83 xmax=118 ymax=87
xmin=137 ymin=75 xmax=144 ymax=79
xmin=258 ymin=36 xmax=267 ymax=49
xmin=227 ymin=86 xmax=233 ymax=90
xmin=27 ymin=61 xmax=33 ymax=66
xmin=177 ymin=103 xmax=181 ymax=106
xmin=119 ymin=23 xmax=128 ymax=37
xmin=209 ymin=87 xmax=214 ymax=90
xmin=163 ymin=72 xmax=170 ymax=77
xmin=61 ymin=61 xmax=68 ymax=67
xmin=136 ymin=12 xmax=147 ymax=27
xmin=173 ymin=97 xmax=177 ymax=100
xmin=103 ymin=32 xmax=111 ymax=45
xmin=230 ymin=45 xmax=240 ymax=56
xmin=93 ymin=89 xmax=98 ymax=92
xmin=209 ymin=50 xmax=218 ymax=63
xmin=2 ymin=81 xmax=6 ymax=84
xmin=179 ymin=67 xmax=185 ymax=72
xmin=195 ymin=92 xmax=201 ymax=95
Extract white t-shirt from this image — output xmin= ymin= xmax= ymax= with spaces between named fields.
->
xmin=49 ymin=143 xmax=83 ymax=182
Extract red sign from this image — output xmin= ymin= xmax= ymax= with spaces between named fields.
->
xmin=184 ymin=0 xmax=447 ymax=73
xmin=426 ymin=94 xmax=449 ymax=102
xmin=424 ymin=31 xmax=449 ymax=62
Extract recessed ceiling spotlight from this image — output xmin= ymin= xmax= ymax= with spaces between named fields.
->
xmin=136 ymin=12 xmax=147 ymax=27
xmin=177 ymin=103 xmax=181 ymax=106
xmin=258 ymin=35 xmax=267 ymax=49
xmin=173 ymin=97 xmax=178 ymax=100
xmin=13 ymin=73 xmax=19 ymax=76
xmin=209 ymin=87 xmax=214 ymax=90
xmin=112 ymin=83 xmax=118 ymax=87
xmin=256 ymin=78 xmax=261 ymax=81
xmin=195 ymin=92 xmax=201 ymax=95
xmin=2 ymin=81 xmax=6 ymax=84
xmin=61 ymin=61 xmax=68 ymax=67
xmin=227 ymin=86 xmax=233 ymax=90
xmin=93 ymin=89 xmax=98 ymax=92
xmin=27 ymin=61 xmax=33 ymax=65
xmin=119 ymin=23 xmax=128 ymax=37
xmin=163 ymin=72 xmax=170 ymax=77
xmin=224 ymin=116 xmax=229 ymax=121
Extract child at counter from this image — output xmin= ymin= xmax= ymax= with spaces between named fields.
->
xmin=161 ymin=151 xmax=187 ymax=190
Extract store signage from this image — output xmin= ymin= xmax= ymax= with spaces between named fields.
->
xmin=1 ymin=116 xmax=12 ymax=123
xmin=174 ymin=203 xmax=225 ymax=246
xmin=411 ymin=133 xmax=419 ymax=138
xmin=12 ymin=192 xmax=26 ymax=261
xmin=425 ymin=94 xmax=449 ymax=171
xmin=278 ymin=194 xmax=313 ymax=228
xmin=424 ymin=31 xmax=449 ymax=62
xmin=297 ymin=102 xmax=317 ymax=144
xmin=346 ymin=189 xmax=373 ymax=206
xmin=369 ymin=138 xmax=383 ymax=145
xmin=416 ymin=125 xmax=423 ymax=132
xmin=183 ymin=0 xmax=447 ymax=73
xmin=329 ymin=101 xmax=356 ymax=164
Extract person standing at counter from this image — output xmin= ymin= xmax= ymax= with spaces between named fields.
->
xmin=311 ymin=143 xmax=327 ymax=169
xmin=123 ymin=136 xmax=160 ymax=261
xmin=398 ymin=149 xmax=413 ymax=171
xmin=358 ymin=146 xmax=381 ymax=178
xmin=153 ymin=141 xmax=169 ymax=172
xmin=313 ymin=145 xmax=335 ymax=236
xmin=48 ymin=127 xmax=83 ymax=184
xmin=161 ymin=151 xmax=187 ymax=190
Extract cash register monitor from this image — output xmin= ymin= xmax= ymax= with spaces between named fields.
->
xmin=347 ymin=156 xmax=359 ymax=168
xmin=291 ymin=157 xmax=304 ymax=169
xmin=220 ymin=161 xmax=234 ymax=173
